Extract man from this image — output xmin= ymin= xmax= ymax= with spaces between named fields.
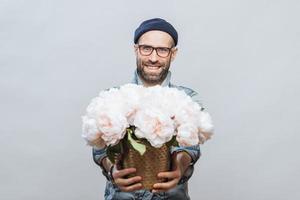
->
xmin=93 ymin=18 xmax=203 ymax=200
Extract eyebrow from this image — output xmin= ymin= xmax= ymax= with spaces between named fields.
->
xmin=138 ymin=44 xmax=172 ymax=48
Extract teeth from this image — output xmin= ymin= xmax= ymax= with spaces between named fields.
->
xmin=147 ymin=66 xmax=159 ymax=68
xmin=148 ymin=67 xmax=159 ymax=70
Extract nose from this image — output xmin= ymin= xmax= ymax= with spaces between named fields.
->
xmin=148 ymin=49 xmax=158 ymax=62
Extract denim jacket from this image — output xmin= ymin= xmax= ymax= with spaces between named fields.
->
xmin=92 ymin=70 xmax=204 ymax=200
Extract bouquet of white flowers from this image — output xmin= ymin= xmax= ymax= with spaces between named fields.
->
xmin=82 ymin=84 xmax=213 ymax=189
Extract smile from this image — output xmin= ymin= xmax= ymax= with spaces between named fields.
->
xmin=145 ymin=65 xmax=161 ymax=69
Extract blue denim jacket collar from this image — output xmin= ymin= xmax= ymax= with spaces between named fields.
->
xmin=131 ymin=69 xmax=172 ymax=87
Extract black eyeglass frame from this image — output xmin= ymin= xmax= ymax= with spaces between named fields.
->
xmin=136 ymin=44 xmax=175 ymax=58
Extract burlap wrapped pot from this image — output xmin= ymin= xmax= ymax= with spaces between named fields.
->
xmin=121 ymin=137 xmax=170 ymax=190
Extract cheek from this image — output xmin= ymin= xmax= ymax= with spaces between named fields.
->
xmin=160 ymin=59 xmax=169 ymax=67
xmin=139 ymin=57 xmax=148 ymax=65
xmin=136 ymin=57 xmax=143 ymax=66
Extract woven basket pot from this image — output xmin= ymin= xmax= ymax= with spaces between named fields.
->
xmin=121 ymin=139 xmax=170 ymax=190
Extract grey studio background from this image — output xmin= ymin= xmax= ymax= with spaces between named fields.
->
xmin=1 ymin=0 xmax=299 ymax=199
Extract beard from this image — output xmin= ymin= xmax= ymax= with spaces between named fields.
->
xmin=136 ymin=57 xmax=171 ymax=85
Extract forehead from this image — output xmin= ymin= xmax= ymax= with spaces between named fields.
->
xmin=138 ymin=30 xmax=173 ymax=47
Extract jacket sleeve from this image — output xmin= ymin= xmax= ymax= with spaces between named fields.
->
xmin=92 ymin=147 xmax=111 ymax=180
xmin=191 ymin=91 xmax=205 ymax=111
xmin=170 ymin=145 xmax=201 ymax=184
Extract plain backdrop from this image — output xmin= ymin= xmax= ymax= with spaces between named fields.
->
xmin=1 ymin=0 xmax=299 ymax=199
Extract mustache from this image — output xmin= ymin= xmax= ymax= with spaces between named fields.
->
xmin=143 ymin=61 xmax=161 ymax=67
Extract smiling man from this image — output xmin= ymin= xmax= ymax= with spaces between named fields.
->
xmin=135 ymin=30 xmax=177 ymax=87
xmin=93 ymin=18 xmax=203 ymax=200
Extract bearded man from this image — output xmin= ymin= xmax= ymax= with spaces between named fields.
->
xmin=93 ymin=18 xmax=203 ymax=200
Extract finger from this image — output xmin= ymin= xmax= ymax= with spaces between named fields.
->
xmin=113 ymin=168 xmax=136 ymax=179
xmin=152 ymin=178 xmax=179 ymax=190
xmin=157 ymin=171 xmax=180 ymax=179
xmin=120 ymin=183 xmax=143 ymax=192
xmin=115 ymin=176 xmax=142 ymax=186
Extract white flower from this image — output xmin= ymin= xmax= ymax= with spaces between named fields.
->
xmin=173 ymin=100 xmax=214 ymax=145
xmin=133 ymin=107 xmax=175 ymax=148
xmin=176 ymin=123 xmax=199 ymax=146
xmin=82 ymin=87 xmax=129 ymax=147
xmin=98 ymin=88 xmax=127 ymax=115
xmin=82 ymin=84 xmax=214 ymax=148
xmin=97 ymin=112 xmax=128 ymax=146
xmin=173 ymin=101 xmax=202 ymax=125
xmin=119 ymin=84 xmax=144 ymax=125
xmin=198 ymin=111 xmax=214 ymax=133
xmin=81 ymin=116 xmax=106 ymax=148
xmin=159 ymin=87 xmax=193 ymax=116
xmin=198 ymin=111 xmax=214 ymax=143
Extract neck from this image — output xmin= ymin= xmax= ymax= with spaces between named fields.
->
xmin=141 ymin=80 xmax=163 ymax=87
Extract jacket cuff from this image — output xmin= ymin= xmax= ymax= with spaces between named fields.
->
xmin=170 ymin=145 xmax=201 ymax=165
xmin=93 ymin=147 xmax=107 ymax=166
xmin=92 ymin=147 xmax=111 ymax=180
xmin=170 ymin=145 xmax=201 ymax=184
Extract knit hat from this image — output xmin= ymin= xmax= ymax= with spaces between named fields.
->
xmin=134 ymin=18 xmax=178 ymax=46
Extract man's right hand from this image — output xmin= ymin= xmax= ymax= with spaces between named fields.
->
xmin=102 ymin=157 xmax=143 ymax=192
xmin=112 ymin=166 xmax=143 ymax=192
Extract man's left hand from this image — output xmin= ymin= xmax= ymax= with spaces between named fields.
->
xmin=152 ymin=151 xmax=191 ymax=193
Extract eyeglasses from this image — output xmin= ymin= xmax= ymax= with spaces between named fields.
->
xmin=137 ymin=45 xmax=174 ymax=58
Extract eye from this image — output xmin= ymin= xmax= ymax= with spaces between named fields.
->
xmin=157 ymin=47 xmax=169 ymax=54
xmin=141 ymin=45 xmax=153 ymax=52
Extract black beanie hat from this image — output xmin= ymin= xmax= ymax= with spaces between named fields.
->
xmin=134 ymin=18 xmax=178 ymax=46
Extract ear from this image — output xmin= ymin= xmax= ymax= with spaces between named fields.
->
xmin=170 ymin=47 xmax=178 ymax=62
xmin=134 ymin=44 xmax=138 ymax=56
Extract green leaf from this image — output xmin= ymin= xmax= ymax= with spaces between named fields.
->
xmin=127 ymin=131 xmax=146 ymax=156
